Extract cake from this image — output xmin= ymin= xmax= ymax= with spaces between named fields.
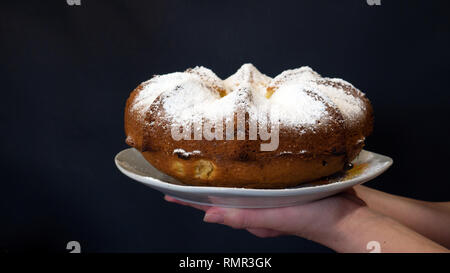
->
xmin=124 ymin=64 xmax=373 ymax=188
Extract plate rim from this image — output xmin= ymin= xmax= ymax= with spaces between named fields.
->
xmin=114 ymin=148 xmax=393 ymax=197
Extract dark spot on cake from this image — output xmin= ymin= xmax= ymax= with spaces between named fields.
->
xmin=330 ymin=147 xmax=346 ymax=156
xmin=343 ymin=163 xmax=354 ymax=171
xmin=238 ymin=152 xmax=249 ymax=161
xmin=322 ymin=160 xmax=328 ymax=166
xmin=174 ymin=152 xmax=190 ymax=160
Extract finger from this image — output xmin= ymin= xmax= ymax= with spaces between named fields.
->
xmin=341 ymin=188 xmax=367 ymax=206
xmin=203 ymin=194 xmax=360 ymax=236
xmin=344 ymin=187 xmax=357 ymax=196
xmin=246 ymin=228 xmax=284 ymax=238
xmin=164 ymin=195 xmax=211 ymax=212
xmin=203 ymin=206 xmax=308 ymax=235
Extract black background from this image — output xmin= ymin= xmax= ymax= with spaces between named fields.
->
xmin=1 ymin=0 xmax=449 ymax=253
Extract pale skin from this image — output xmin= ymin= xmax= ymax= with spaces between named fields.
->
xmin=164 ymin=185 xmax=450 ymax=253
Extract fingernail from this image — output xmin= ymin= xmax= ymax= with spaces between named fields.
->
xmin=203 ymin=213 xmax=224 ymax=224
xmin=164 ymin=195 xmax=178 ymax=203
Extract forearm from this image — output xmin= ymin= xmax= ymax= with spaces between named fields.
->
xmin=312 ymin=205 xmax=448 ymax=253
xmin=353 ymin=185 xmax=450 ymax=248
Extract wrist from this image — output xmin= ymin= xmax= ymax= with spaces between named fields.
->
xmin=315 ymin=203 xmax=448 ymax=253
xmin=331 ymin=205 xmax=382 ymax=252
xmin=301 ymin=196 xmax=378 ymax=252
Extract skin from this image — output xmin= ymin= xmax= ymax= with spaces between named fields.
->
xmin=164 ymin=185 xmax=450 ymax=253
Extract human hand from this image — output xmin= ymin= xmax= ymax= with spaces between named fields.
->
xmin=165 ymin=191 xmax=367 ymax=247
xmin=165 ymin=188 xmax=449 ymax=253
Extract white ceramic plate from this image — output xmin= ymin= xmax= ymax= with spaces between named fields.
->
xmin=115 ymin=148 xmax=393 ymax=208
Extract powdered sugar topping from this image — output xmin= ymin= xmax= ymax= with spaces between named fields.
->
xmin=131 ymin=63 xmax=366 ymax=129
xmin=173 ymin=148 xmax=201 ymax=157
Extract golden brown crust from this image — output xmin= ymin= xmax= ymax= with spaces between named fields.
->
xmin=124 ymin=85 xmax=145 ymax=150
xmin=141 ymin=150 xmax=354 ymax=189
xmin=124 ymin=67 xmax=374 ymax=189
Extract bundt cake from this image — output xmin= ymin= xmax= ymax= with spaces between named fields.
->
xmin=124 ymin=64 xmax=373 ymax=188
